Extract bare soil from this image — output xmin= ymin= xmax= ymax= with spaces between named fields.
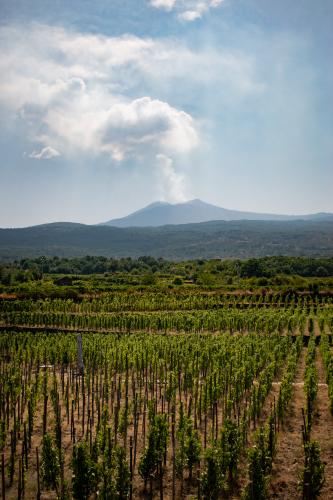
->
xmin=312 ymin=350 xmax=333 ymax=500
xmin=269 ymin=347 xmax=307 ymax=499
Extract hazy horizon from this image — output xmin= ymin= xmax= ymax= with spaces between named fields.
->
xmin=1 ymin=0 xmax=332 ymax=227
xmin=2 ymin=198 xmax=333 ymax=229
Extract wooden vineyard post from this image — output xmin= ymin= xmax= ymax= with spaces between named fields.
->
xmin=159 ymin=458 xmax=163 ymax=500
xmin=114 ymin=405 xmax=119 ymax=446
xmin=43 ymin=394 xmax=48 ymax=436
xmin=82 ymin=380 xmax=86 ymax=436
xmin=18 ymin=398 xmax=21 ymax=433
xmin=171 ymin=406 xmax=176 ymax=500
xmin=129 ymin=436 xmax=133 ymax=500
xmin=71 ymin=400 xmax=74 ymax=441
xmin=18 ymin=458 xmax=22 ymax=500
xmin=199 ymin=391 xmax=202 ymax=427
xmin=9 ymin=430 xmax=15 ymax=486
xmin=76 ymin=382 xmax=80 ymax=421
xmin=91 ymin=371 xmax=95 ymax=427
xmin=90 ymin=415 xmax=93 ymax=453
xmin=215 ymin=401 xmax=218 ymax=440
xmin=66 ymin=381 xmax=70 ymax=425
xmin=1 ymin=453 xmax=5 ymax=500
xmin=149 ymin=474 xmax=153 ymax=500
xmin=77 ymin=333 xmax=84 ymax=376
xmin=133 ymin=395 xmax=139 ymax=467
xmin=36 ymin=447 xmax=41 ymax=500
xmin=143 ymin=396 xmax=147 ymax=448
xmin=107 ymin=427 xmax=112 ymax=464
xmin=197 ymin=467 xmax=201 ymax=500
xmin=23 ymin=423 xmax=28 ymax=470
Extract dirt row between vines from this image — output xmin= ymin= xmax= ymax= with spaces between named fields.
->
xmin=269 ymin=346 xmax=333 ymax=499
xmin=312 ymin=350 xmax=333 ymax=499
xmin=269 ymin=347 xmax=307 ymax=498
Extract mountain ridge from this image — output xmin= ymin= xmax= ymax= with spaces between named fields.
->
xmin=102 ymin=199 xmax=333 ymax=227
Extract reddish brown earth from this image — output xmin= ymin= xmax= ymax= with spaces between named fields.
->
xmin=4 ymin=340 xmax=333 ymax=499
xmin=269 ymin=347 xmax=307 ymax=499
xmin=269 ymin=346 xmax=333 ymax=500
xmin=312 ymin=351 xmax=333 ymax=500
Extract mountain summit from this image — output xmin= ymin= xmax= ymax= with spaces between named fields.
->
xmin=102 ymin=199 xmax=333 ymax=227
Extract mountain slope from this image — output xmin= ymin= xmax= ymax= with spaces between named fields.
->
xmin=102 ymin=199 xmax=333 ymax=227
xmin=1 ymin=219 xmax=333 ymax=261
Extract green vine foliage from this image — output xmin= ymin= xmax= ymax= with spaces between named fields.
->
xmin=115 ymin=446 xmax=131 ymax=499
xmin=201 ymin=447 xmax=223 ymax=500
xmin=242 ymin=423 xmax=275 ymax=500
xmin=99 ymin=444 xmax=131 ymax=500
xmin=219 ymin=418 xmax=241 ymax=484
xmin=138 ymin=404 xmax=168 ymax=487
xmin=242 ymin=445 xmax=268 ymax=500
xmin=184 ymin=421 xmax=201 ymax=480
xmin=41 ymin=433 xmax=60 ymax=492
xmin=299 ymin=441 xmax=325 ymax=499
xmin=71 ymin=441 xmax=99 ymax=500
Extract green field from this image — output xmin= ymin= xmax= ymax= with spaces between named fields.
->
xmin=0 ymin=257 xmax=333 ymax=499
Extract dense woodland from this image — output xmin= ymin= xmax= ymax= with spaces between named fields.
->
xmin=1 ymin=256 xmax=333 ymax=294
xmin=3 ymin=255 xmax=333 ymax=276
xmin=1 ymin=219 xmax=333 ymax=261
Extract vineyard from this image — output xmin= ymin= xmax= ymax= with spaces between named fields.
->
xmin=1 ymin=286 xmax=333 ymax=498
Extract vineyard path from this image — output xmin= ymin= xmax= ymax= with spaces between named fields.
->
xmin=312 ymin=348 xmax=333 ymax=499
xmin=269 ymin=346 xmax=307 ymax=499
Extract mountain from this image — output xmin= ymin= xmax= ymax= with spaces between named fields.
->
xmin=102 ymin=199 xmax=333 ymax=227
xmin=1 ymin=219 xmax=333 ymax=261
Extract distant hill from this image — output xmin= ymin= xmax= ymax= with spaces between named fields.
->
xmin=1 ymin=219 xmax=333 ymax=261
xmin=102 ymin=199 xmax=333 ymax=227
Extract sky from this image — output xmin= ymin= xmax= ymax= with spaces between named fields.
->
xmin=0 ymin=0 xmax=332 ymax=227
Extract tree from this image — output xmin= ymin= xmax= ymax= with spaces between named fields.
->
xmin=173 ymin=277 xmax=183 ymax=286
xmin=142 ymin=273 xmax=156 ymax=286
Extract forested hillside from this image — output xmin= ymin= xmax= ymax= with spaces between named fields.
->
xmin=1 ymin=219 xmax=333 ymax=260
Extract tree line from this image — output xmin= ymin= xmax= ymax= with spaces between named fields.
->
xmin=1 ymin=255 xmax=333 ymax=285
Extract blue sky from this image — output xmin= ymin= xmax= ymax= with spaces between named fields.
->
xmin=0 ymin=0 xmax=332 ymax=227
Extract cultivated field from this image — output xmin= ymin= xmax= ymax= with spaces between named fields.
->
xmin=1 ymin=289 xmax=333 ymax=499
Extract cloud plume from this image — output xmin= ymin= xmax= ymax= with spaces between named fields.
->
xmin=156 ymin=154 xmax=187 ymax=202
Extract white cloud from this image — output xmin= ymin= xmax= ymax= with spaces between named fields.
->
xmin=156 ymin=154 xmax=187 ymax=202
xmin=0 ymin=23 xmax=262 ymax=162
xmin=0 ymin=22 xmax=265 ymax=205
xmin=0 ymin=24 xmax=204 ymax=162
xmin=150 ymin=0 xmax=177 ymax=10
xmin=149 ymin=0 xmax=223 ymax=21
xmin=29 ymin=146 xmax=61 ymax=160
xmin=179 ymin=10 xmax=202 ymax=21
xmin=100 ymin=97 xmax=198 ymax=160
